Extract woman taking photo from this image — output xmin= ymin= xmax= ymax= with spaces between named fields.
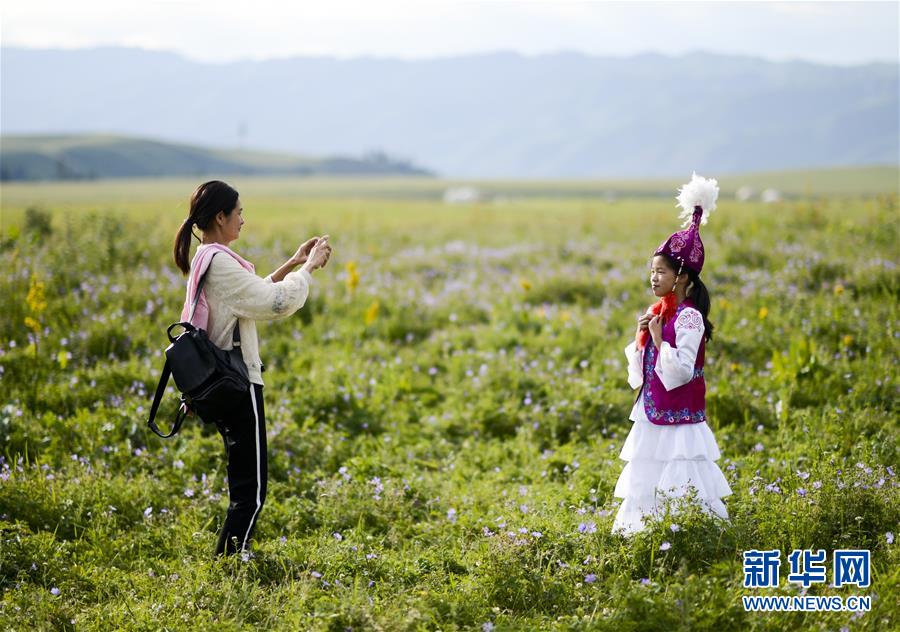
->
xmin=173 ymin=180 xmax=332 ymax=556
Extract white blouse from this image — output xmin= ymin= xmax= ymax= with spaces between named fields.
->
xmin=624 ymin=307 xmax=705 ymax=421
xmin=202 ymin=248 xmax=312 ymax=385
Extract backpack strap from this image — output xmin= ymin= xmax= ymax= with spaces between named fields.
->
xmin=147 ymin=360 xmax=189 ymax=438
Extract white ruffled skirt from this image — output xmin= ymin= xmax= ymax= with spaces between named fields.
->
xmin=612 ymin=396 xmax=732 ymax=535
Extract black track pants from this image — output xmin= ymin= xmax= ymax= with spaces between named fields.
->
xmin=214 ymin=383 xmax=267 ymax=556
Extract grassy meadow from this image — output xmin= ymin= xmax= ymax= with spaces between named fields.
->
xmin=0 ymin=174 xmax=898 ymax=631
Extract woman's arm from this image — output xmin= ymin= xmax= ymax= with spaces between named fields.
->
xmin=268 ymin=236 xmax=320 ymax=283
xmin=208 ymin=254 xmax=312 ymax=321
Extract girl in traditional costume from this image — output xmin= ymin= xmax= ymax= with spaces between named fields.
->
xmin=612 ymin=173 xmax=732 ymax=535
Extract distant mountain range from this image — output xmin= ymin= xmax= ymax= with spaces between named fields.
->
xmin=0 ymin=134 xmax=430 ymax=181
xmin=1 ymin=47 xmax=897 ymax=178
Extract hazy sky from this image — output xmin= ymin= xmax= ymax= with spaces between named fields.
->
xmin=2 ymin=0 xmax=898 ymax=65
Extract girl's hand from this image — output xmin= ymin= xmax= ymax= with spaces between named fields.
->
xmin=648 ymin=315 xmax=663 ymax=347
xmin=636 ymin=311 xmax=653 ymax=335
xmin=634 ymin=312 xmax=653 ymax=336
xmin=291 ymin=236 xmax=320 ymax=266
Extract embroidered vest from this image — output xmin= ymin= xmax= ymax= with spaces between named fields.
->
xmin=640 ymin=300 xmax=706 ymax=425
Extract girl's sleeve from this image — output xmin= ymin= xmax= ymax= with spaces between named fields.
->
xmin=654 ymin=307 xmax=704 ymax=391
xmin=207 ymin=254 xmax=312 ymax=321
xmin=624 ymin=341 xmax=644 ymax=390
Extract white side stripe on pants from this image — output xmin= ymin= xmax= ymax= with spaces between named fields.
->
xmin=242 ymin=386 xmax=263 ymax=551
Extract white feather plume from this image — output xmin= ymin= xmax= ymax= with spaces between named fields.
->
xmin=676 ymin=172 xmax=719 ymax=227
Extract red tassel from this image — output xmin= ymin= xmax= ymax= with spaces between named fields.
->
xmin=636 ymin=293 xmax=679 ymax=349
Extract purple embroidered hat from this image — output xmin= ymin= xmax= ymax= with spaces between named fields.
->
xmin=654 ymin=172 xmax=719 ymax=274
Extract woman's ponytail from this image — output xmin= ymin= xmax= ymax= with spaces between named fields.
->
xmin=173 ymin=219 xmax=196 ymax=274
xmin=172 ymin=180 xmax=239 ymax=275
xmin=688 ymin=271 xmax=714 ymax=342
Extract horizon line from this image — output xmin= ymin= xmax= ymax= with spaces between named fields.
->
xmin=2 ymin=43 xmax=897 ymax=69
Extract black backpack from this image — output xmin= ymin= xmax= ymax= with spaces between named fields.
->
xmin=147 ymin=253 xmax=250 ymax=438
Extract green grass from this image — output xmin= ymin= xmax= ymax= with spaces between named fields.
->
xmin=0 ymin=179 xmax=898 ymax=630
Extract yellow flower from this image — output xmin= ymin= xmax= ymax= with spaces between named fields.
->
xmin=365 ymin=300 xmax=379 ymax=326
xmin=842 ymin=334 xmax=854 ymax=347
xmin=718 ymin=298 xmax=730 ymax=311
xmin=729 ymin=362 xmax=739 ymax=372
xmin=758 ymin=307 xmax=769 ymax=320
xmin=57 ymin=350 xmax=69 ymax=369
xmin=560 ymin=310 xmax=571 ymax=322
xmin=26 ymin=277 xmax=47 ymax=314
xmin=833 ymin=283 xmax=845 ymax=296
xmin=345 ymin=261 xmax=360 ymax=294
xmin=24 ymin=316 xmax=41 ymax=334
xmin=519 ymin=278 xmax=532 ymax=292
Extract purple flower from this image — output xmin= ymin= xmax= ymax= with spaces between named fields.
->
xmin=640 ymin=578 xmax=651 ymax=586
xmin=311 ymin=571 xmax=322 ymax=579
xmin=670 ymin=524 xmax=680 ymax=533
xmin=887 ymin=532 xmax=894 ymax=545
xmin=333 ymin=532 xmax=343 ymax=541
xmin=578 ymin=521 xmax=597 ymax=534
xmin=50 ymin=587 xmax=60 ymax=595
xmin=482 ymin=623 xmax=495 ymax=632
xmin=659 ymin=541 xmax=671 ymax=551
xmin=584 ymin=574 xmax=597 ymax=584
xmin=797 ymin=488 xmax=807 ymax=497
xmin=447 ymin=508 xmax=458 ymax=523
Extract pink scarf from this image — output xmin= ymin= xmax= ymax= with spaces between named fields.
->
xmin=180 ymin=243 xmax=255 ymax=328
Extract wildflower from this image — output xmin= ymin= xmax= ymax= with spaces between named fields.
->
xmin=519 ymin=278 xmax=532 ymax=291
xmin=659 ymin=541 xmax=672 ymax=551
xmin=144 ymin=506 xmax=153 ymax=517
xmin=640 ymin=578 xmax=651 ymax=586
xmin=758 ymin=307 xmax=768 ymax=320
xmin=447 ymin=508 xmax=457 ymax=523
xmin=311 ymin=571 xmax=322 ymax=579
xmin=365 ymin=300 xmax=379 ymax=325
xmin=482 ymin=623 xmax=495 ymax=632
xmin=797 ymin=488 xmax=807 ymax=497
xmin=584 ymin=574 xmax=597 ymax=583
xmin=670 ymin=524 xmax=680 ymax=532
xmin=24 ymin=316 xmax=41 ymax=335
xmin=833 ymin=283 xmax=845 ymax=295
xmin=887 ymin=532 xmax=894 ymax=545
xmin=333 ymin=532 xmax=343 ymax=541
xmin=345 ymin=261 xmax=360 ymax=293
xmin=26 ymin=277 xmax=47 ymax=314
xmin=50 ymin=587 xmax=60 ymax=596
xmin=842 ymin=334 xmax=854 ymax=347
xmin=578 ymin=522 xmax=597 ymax=534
